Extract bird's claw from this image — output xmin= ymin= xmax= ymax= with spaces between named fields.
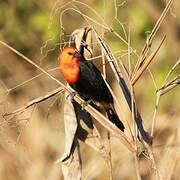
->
xmin=81 ymin=99 xmax=92 ymax=110
xmin=66 ymin=91 xmax=77 ymax=102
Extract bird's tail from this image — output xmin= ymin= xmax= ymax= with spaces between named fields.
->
xmin=106 ymin=108 xmax=125 ymax=132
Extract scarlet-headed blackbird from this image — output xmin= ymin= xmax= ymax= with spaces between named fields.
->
xmin=59 ymin=46 xmax=125 ymax=131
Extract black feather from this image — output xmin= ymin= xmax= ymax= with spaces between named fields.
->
xmin=71 ymin=60 xmax=112 ymax=103
xmin=70 ymin=57 xmax=125 ymax=132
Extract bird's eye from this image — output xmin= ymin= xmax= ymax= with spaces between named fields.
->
xmin=68 ymin=52 xmax=73 ymax=55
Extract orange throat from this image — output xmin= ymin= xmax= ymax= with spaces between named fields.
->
xmin=59 ymin=48 xmax=80 ymax=84
xmin=60 ymin=62 xmax=80 ymax=84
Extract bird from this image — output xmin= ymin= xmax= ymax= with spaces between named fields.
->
xmin=59 ymin=45 xmax=125 ymax=131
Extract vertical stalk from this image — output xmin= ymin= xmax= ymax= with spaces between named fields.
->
xmin=151 ymin=93 xmax=160 ymax=137
xmin=131 ymin=84 xmax=141 ymax=180
xmin=144 ymin=143 xmax=160 ymax=180
xmin=102 ymin=3 xmax=112 ymax=179
xmin=134 ymin=152 xmax=141 ymax=180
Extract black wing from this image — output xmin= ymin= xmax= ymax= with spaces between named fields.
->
xmin=70 ymin=61 xmax=113 ymax=103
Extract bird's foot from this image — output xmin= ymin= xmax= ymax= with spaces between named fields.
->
xmin=66 ymin=91 xmax=77 ymax=102
xmin=81 ymin=99 xmax=92 ymax=110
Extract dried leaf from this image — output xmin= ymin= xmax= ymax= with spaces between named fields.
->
xmin=131 ymin=35 xmax=166 ymax=85
xmin=61 ymin=138 xmax=82 ymax=180
xmin=94 ymin=31 xmax=151 ymax=144
xmin=56 ymin=91 xmax=78 ymax=163
xmin=73 ymin=100 xmax=106 ymax=154
xmin=69 ymin=27 xmax=92 ymax=59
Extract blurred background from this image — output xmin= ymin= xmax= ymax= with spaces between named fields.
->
xmin=0 ymin=0 xmax=179 ymax=179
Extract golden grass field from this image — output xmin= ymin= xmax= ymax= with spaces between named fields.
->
xmin=0 ymin=0 xmax=180 ymax=179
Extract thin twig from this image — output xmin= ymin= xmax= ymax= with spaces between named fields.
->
xmin=0 ymin=39 xmax=134 ymax=153
xmin=128 ymin=27 xmax=132 ymax=77
xmin=0 ymin=40 xmax=67 ymax=89
xmin=131 ymin=84 xmax=141 ymax=180
xmin=58 ymin=1 xmax=138 ymax=56
xmin=4 ymin=88 xmax=64 ymax=116
xmin=131 ymin=35 xmax=166 ymax=85
xmin=16 ymin=104 xmax=36 ymax=144
xmin=134 ymin=152 xmax=141 ymax=180
xmin=80 ymin=97 xmax=135 ymax=152
xmin=47 ymin=94 xmax=62 ymax=119
xmin=130 ymin=85 xmax=136 ymax=144
xmin=95 ymin=29 xmax=151 ymax=144
xmin=147 ymin=68 xmax=158 ymax=91
xmin=151 ymin=93 xmax=160 ymax=137
xmin=106 ymin=132 xmax=113 ymax=180
xmin=133 ymin=0 xmax=173 ymax=74
xmin=151 ymin=60 xmax=180 ymax=137
xmin=114 ymin=0 xmax=127 ymax=40
xmin=101 ymin=8 xmax=113 ymax=179
xmin=158 ymin=75 xmax=180 ymax=96
xmin=162 ymin=59 xmax=180 ymax=86
xmin=8 ymin=67 xmax=59 ymax=92
xmin=143 ymin=143 xmax=160 ymax=180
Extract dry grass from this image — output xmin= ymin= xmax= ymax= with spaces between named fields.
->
xmin=0 ymin=0 xmax=180 ymax=180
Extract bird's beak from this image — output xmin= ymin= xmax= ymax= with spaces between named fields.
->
xmin=73 ymin=52 xmax=82 ymax=58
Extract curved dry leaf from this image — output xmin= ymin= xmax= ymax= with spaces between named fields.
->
xmin=56 ymin=90 xmax=78 ymax=163
xmin=69 ymin=27 xmax=92 ymax=59
xmin=94 ymin=31 xmax=151 ymax=144
xmin=61 ymin=138 xmax=82 ymax=180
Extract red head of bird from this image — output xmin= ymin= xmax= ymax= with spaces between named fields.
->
xmin=59 ymin=47 xmax=81 ymax=84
